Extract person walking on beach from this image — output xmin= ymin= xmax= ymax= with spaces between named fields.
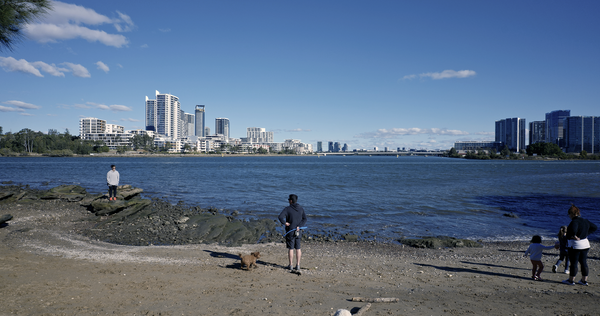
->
xmin=278 ymin=194 xmax=307 ymax=273
xmin=524 ymin=235 xmax=557 ymax=281
xmin=106 ymin=164 xmax=120 ymax=201
xmin=563 ymin=205 xmax=597 ymax=286
xmin=553 ymin=226 xmax=570 ymax=274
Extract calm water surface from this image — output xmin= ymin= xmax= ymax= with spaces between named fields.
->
xmin=1 ymin=156 xmax=599 ymax=242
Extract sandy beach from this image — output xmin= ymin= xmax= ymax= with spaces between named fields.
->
xmin=1 ymin=200 xmax=598 ymax=316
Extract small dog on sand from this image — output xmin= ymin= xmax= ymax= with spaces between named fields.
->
xmin=238 ymin=252 xmax=260 ymax=270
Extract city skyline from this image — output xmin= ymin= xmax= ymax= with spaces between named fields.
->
xmin=1 ymin=1 xmax=599 ymax=150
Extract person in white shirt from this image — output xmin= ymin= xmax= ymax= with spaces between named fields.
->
xmin=106 ymin=165 xmax=120 ymax=201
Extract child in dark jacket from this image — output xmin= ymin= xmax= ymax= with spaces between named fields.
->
xmin=552 ymin=226 xmax=569 ymax=274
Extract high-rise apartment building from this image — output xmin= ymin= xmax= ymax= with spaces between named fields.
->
xmin=545 ymin=110 xmax=570 ymax=146
xmin=563 ymin=116 xmax=599 ymax=154
xmin=529 ymin=121 xmax=546 ymax=145
xmin=215 ymin=118 xmax=230 ymax=139
xmin=317 ymin=141 xmax=323 ymax=152
xmin=205 ymin=127 xmax=211 ymax=136
xmin=495 ymin=117 xmax=526 ymax=152
xmin=328 ymin=141 xmax=334 ymax=152
xmin=145 ymin=90 xmax=181 ymax=139
xmin=246 ymin=127 xmax=274 ymax=143
xmin=182 ymin=112 xmax=194 ymax=137
xmin=79 ymin=117 xmax=106 ymax=135
xmin=195 ymin=105 xmax=205 ymax=137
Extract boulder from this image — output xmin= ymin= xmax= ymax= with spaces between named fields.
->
xmin=0 ymin=214 xmax=13 ymax=225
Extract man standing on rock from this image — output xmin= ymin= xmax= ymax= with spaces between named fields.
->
xmin=106 ymin=165 xmax=120 ymax=201
xmin=278 ymin=194 xmax=307 ymax=273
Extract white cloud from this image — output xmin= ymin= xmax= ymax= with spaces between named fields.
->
xmin=4 ymin=100 xmax=41 ymax=109
xmin=96 ymin=61 xmax=109 ymax=73
xmin=285 ymin=128 xmax=312 ymax=132
xmin=121 ymin=118 xmax=140 ymax=122
xmin=141 ymin=44 xmax=149 ymax=48
xmin=159 ymin=28 xmax=171 ymax=33
xmin=23 ymin=1 xmax=133 ymax=48
xmin=355 ymin=127 xmax=470 ymax=139
xmin=0 ymin=56 xmax=43 ymax=77
xmin=19 ymin=113 xmax=35 ymax=116
xmin=1 ymin=56 xmax=90 ymax=77
xmin=402 ymin=69 xmax=476 ymax=80
xmin=31 ymin=61 xmax=69 ymax=76
xmin=62 ymin=62 xmax=90 ymax=78
xmin=0 ymin=105 xmax=25 ymax=112
xmin=87 ymin=102 xmax=132 ymax=112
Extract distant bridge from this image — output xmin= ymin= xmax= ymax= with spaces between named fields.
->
xmin=316 ymin=151 xmax=446 ymax=157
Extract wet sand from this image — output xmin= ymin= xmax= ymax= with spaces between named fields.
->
xmin=0 ymin=200 xmax=598 ymax=315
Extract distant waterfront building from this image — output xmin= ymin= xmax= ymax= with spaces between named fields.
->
xmin=195 ymin=105 xmax=205 ymax=137
xmin=182 ymin=111 xmax=194 ymax=137
xmin=79 ymin=117 xmax=106 ymax=135
xmin=145 ymin=90 xmax=181 ymax=139
xmin=495 ymin=117 xmax=526 ymax=152
xmin=328 ymin=141 xmax=334 ymax=152
xmin=317 ymin=141 xmax=323 ymax=152
xmin=246 ymin=127 xmax=273 ymax=143
xmin=529 ymin=121 xmax=546 ymax=146
xmin=333 ymin=142 xmax=341 ymax=152
xmin=79 ymin=117 xmax=132 ymax=149
xmin=215 ymin=118 xmax=230 ymax=140
xmin=342 ymin=143 xmax=348 ymax=152
xmin=545 ymin=110 xmax=570 ymax=146
xmin=563 ymin=116 xmax=599 ymax=154
xmin=454 ymin=141 xmax=503 ymax=152
xmin=205 ymin=127 xmax=210 ymax=136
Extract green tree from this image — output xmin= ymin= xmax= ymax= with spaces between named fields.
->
xmin=500 ymin=145 xmax=511 ymax=157
xmin=447 ymin=147 xmax=459 ymax=158
xmin=0 ymin=0 xmax=52 ymax=52
xmin=580 ymin=150 xmax=588 ymax=158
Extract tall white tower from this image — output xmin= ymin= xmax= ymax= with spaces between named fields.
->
xmin=146 ymin=90 xmax=181 ymax=139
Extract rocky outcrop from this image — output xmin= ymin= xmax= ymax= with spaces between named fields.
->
xmin=0 ymin=184 xmax=279 ymax=246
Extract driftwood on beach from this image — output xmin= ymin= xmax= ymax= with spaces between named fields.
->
xmin=351 ymin=297 xmax=399 ymax=303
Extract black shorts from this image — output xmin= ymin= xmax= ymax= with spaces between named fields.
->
xmin=286 ymin=231 xmax=301 ymax=249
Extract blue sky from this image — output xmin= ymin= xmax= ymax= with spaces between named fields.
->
xmin=1 ymin=0 xmax=599 ymax=150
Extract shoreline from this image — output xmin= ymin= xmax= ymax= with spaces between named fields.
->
xmin=1 ymin=198 xmax=598 ymax=315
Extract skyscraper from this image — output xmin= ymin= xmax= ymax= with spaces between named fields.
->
xmin=195 ymin=105 xmax=205 ymax=137
xmin=145 ymin=90 xmax=181 ymax=139
xmin=563 ymin=116 xmax=599 ymax=154
xmin=529 ymin=121 xmax=546 ymax=145
xmin=317 ymin=141 xmax=322 ymax=152
xmin=495 ymin=117 xmax=526 ymax=152
xmin=182 ymin=112 xmax=194 ymax=137
xmin=545 ymin=110 xmax=570 ymax=146
xmin=215 ymin=118 xmax=230 ymax=139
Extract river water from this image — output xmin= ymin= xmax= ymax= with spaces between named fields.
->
xmin=1 ymin=156 xmax=599 ymax=242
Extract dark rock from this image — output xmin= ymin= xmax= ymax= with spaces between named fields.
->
xmin=399 ymin=236 xmax=482 ymax=248
xmin=342 ymin=234 xmax=359 ymax=242
xmin=503 ymin=212 xmax=519 ymax=218
xmin=0 ymin=214 xmax=13 ymax=225
xmin=40 ymin=185 xmax=87 ymax=202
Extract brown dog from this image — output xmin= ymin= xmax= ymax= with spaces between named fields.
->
xmin=238 ymin=252 xmax=260 ymax=270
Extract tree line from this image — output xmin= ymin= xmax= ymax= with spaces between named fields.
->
xmin=0 ymin=127 xmax=112 ymax=156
